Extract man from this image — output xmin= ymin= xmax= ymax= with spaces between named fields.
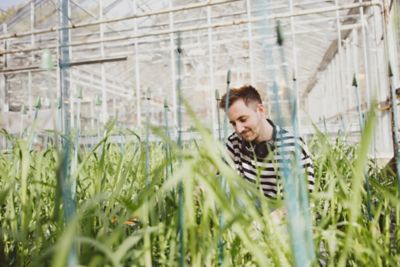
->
xmin=219 ymin=85 xmax=315 ymax=200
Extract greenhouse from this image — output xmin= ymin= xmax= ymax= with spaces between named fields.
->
xmin=0 ymin=0 xmax=399 ymax=266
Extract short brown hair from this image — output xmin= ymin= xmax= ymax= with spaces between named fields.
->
xmin=219 ymin=85 xmax=262 ymax=109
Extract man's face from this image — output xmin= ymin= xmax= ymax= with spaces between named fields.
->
xmin=227 ymin=99 xmax=265 ymax=142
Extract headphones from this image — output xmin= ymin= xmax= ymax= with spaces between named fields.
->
xmin=242 ymin=139 xmax=275 ymax=159
xmin=241 ymin=119 xmax=277 ymax=159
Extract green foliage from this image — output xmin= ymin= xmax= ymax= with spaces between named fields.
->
xmin=0 ymin=109 xmax=398 ymax=266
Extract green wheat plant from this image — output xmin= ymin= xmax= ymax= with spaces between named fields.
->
xmin=0 ymin=104 xmax=398 ymax=266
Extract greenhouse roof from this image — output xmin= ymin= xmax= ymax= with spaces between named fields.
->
xmin=0 ymin=0 xmax=391 ymax=131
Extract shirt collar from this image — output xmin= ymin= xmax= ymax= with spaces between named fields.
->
xmin=266 ymin=118 xmax=277 ymax=143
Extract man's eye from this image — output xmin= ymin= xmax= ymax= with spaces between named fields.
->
xmin=239 ymin=118 xmax=247 ymax=122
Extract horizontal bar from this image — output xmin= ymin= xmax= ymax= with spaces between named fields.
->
xmin=0 ymin=1 xmax=381 ymax=57
xmin=0 ymin=0 xmax=241 ymax=41
xmin=0 ymin=55 xmax=128 ymax=73
xmin=69 ymin=55 xmax=127 ymax=66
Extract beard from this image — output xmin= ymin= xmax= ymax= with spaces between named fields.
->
xmin=240 ymin=130 xmax=256 ymax=141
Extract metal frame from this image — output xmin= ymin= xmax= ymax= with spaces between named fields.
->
xmin=0 ymin=0 xmax=398 ymax=163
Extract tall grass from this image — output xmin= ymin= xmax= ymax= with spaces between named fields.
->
xmin=0 ymin=107 xmax=399 ymax=266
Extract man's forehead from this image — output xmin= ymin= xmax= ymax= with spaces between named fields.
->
xmin=228 ymin=100 xmax=258 ymax=120
xmin=229 ymin=99 xmax=258 ymax=111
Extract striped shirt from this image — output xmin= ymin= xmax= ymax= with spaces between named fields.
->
xmin=225 ymin=119 xmax=315 ymax=199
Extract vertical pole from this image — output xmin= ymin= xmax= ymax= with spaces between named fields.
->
xmin=328 ymin=63 xmax=334 ymax=119
xmin=70 ymin=86 xmax=75 ymax=128
xmin=113 ymin=97 xmax=117 ymax=119
xmin=72 ymin=87 xmax=81 ymax=200
xmin=215 ymin=90 xmax=222 ymax=141
xmin=60 ymin=0 xmax=74 ymax=218
xmin=145 ymin=90 xmax=151 ymax=185
xmin=322 ymin=73 xmax=328 ymax=133
xmin=163 ymin=98 xmax=173 ymax=178
xmin=223 ymin=70 xmax=231 ymax=140
xmin=353 ymin=76 xmax=364 ymax=132
xmin=207 ymin=5 xmax=216 ymax=136
xmin=289 ymin=0 xmax=301 ymax=135
xmin=277 ymin=20 xmax=315 ymax=266
xmin=164 ymin=99 xmax=169 ymax=178
xmin=169 ymin=0 xmax=177 ymax=132
xmin=339 ymin=50 xmax=347 ymax=129
xmin=0 ymin=82 xmax=6 ymax=151
xmin=95 ymin=96 xmax=101 ymax=143
xmin=334 ymin=0 xmax=345 ymax=129
xmin=90 ymin=100 xmax=95 ymax=128
xmin=218 ymin=70 xmax=231 ymax=267
xmin=382 ymin=0 xmax=400 ymax=192
xmin=59 ymin=0 xmax=76 ymax=266
xmin=20 ymin=106 xmax=26 ymax=137
xmin=99 ymin=0 xmax=108 ymax=125
xmin=382 ymin=1 xmax=400 ymax=191
xmin=1 ymin=24 xmax=8 ymax=149
xmin=359 ymin=0 xmax=372 ymax=109
xmin=29 ymin=2 xmax=35 ymax=115
xmin=144 ymin=89 xmax=152 ymax=267
xmin=0 ymin=70 xmax=4 ymax=119
xmin=167 ymin=99 xmax=174 ymax=175
xmin=333 ymin=58 xmax=341 ymax=129
xmin=176 ymin=33 xmax=185 ymax=267
xmin=76 ymin=93 xmax=81 ymax=139
xmin=371 ymin=3 xmax=391 ymax=158
xmin=383 ymin=2 xmax=400 ymax=92
xmin=246 ymin=0 xmax=255 ymax=85
xmin=353 ymin=74 xmax=373 ymax=221
xmin=351 ymin=29 xmax=362 ymax=132
xmin=56 ymin=13 xmax=61 ymax=136
xmin=134 ymin=0 xmax=141 ymax=127
xmin=389 ymin=64 xmax=400 ymax=193
xmin=344 ymin=40 xmax=352 ymax=123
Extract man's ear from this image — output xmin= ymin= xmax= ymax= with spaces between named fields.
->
xmin=257 ymin=103 xmax=265 ymax=114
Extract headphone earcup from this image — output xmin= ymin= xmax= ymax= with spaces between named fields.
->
xmin=243 ymin=140 xmax=275 ymax=159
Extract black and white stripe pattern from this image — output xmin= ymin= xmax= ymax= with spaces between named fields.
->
xmin=226 ymin=119 xmax=315 ymax=199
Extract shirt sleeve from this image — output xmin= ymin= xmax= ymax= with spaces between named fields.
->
xmin=224 ymin=134 xmax=241 ymax=172
xmin=298 ymin=137 xmax=315 ymax=193
xmin=225 ymin=139 xmax=236 ymax=161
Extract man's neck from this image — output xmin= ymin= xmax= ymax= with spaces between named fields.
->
xmin=255 ymin=118 xmax=273 ymax=143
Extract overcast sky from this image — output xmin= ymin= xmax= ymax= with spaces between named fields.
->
xmin=0 ymin=0 xmax=26 ymax=11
